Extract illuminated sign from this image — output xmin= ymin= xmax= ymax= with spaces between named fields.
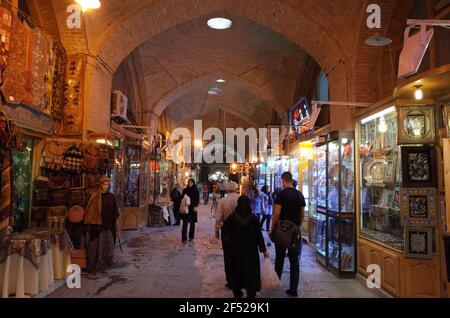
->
xmin=289 ymin=98 xmax=313 ymax=138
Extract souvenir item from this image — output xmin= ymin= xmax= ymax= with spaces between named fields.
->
xmin=62 ymin=55 xmax=85 ymax=135
xmin=401 ymin=188 xmax=436 ymax=226
xmin=405 ymin=227 xmax=433 ymax=259
xmin=363 ymin=158 xmax=386 ymax=186
xmin=62 ymin=145 xmax=83 ymax=172
xmin=83 ymin=143 xmax=100 ymax=171
xmin=51 ymin=42 xmax=66 ymax=119
xmin=383 ymin=152 xmax=397 ymax=184
xmin=397 ymin=106 xmax=435 ymax=144
xmin=0 ymin=7 xmax=12 ymax=69
xmin=0 ymin=151 xmax=12 ymax=234
xmin=401 ymin=146 xmax=437 ymax=188
xmin=28 ymin=28 xmax=49 ymax=110
xmin=1 ymin=15 xmax=32 ymax=105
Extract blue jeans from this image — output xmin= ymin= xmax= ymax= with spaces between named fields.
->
xmin=275 ymin=236 xmax=302 ymax=291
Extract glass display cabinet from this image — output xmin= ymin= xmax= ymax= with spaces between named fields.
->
xmin=313 ymin=131 xmax=356 ymax=277
xmin=313 ymin=139 xmax=327 ymax=265
xmin=359 ymin=107 xmax=404 ymax=250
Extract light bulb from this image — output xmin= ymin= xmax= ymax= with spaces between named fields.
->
xmin=76 ymin=0 xmax=101 ymax=12
xmin=194 ymin=139 xmax=203 ymax=148
xmin=414 ymin=86 xmax=423 ymax=100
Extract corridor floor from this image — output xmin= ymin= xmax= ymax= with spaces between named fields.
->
xmin=50 ymin=203 xmax=385 ymax=298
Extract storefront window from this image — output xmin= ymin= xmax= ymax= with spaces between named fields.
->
xmin=125 ymin=145 xmax=141 ymax=207
xmin=12 ymin=136 xmax=34 ymax=232
xmin=359 ymin=107 xmax=404 ymax=250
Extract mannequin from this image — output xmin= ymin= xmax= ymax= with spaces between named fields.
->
xmin=85 ymin=176 xmax=119 ymax=276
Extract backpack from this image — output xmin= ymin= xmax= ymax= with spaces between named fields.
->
xmin=270 ymin=219 xmax=301 ymax=250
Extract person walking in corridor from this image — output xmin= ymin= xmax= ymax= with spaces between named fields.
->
xmin=249 ymin=184 xmax=265 ymax=222
xmin=181 ymin=179 xmax=199 ymax=244
xmin=270 ymin=172 xmax=305 ymax=297
xmin=202 ymin=183 xmax=210 ymax=205
xmin=170 ymin=183 xmax=183 ymax=225
xmin=260 ymin=185 xmax=273 ymax=232
xmin=222 ymin=196 xmax=269 ymax=298
xmin=215 ymin=181 xmax=239 ymax=289
xmin=219 ymin=180 xmax=227 ymax=198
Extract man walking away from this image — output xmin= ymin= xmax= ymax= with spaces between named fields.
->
xmin=215 ymin=181 xmax=239 ymax=289
xmin=270 ymin=172 xmax=305 ymax=297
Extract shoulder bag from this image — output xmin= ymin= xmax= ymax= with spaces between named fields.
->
xmin=270 ymin=219 xmax=301 ymax=250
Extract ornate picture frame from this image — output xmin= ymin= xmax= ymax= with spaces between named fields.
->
xmin=397 ymin=105 xmax=435 ymax=144
xmin=363 ymin=158 xmax=386 ymax=186
xmin=443 ymin=104 xmax=450 ymax=138
xmin=401 ymin=188 xmax=436 ymax=226
xmin=405 ymin=227 xmax=433 ymax=260
xmin=383 ymin=152 xmax=397 ymax=184
xmin=401 ymin=146 xmax=436 ymax=188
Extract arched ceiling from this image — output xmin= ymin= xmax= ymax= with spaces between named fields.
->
xmin=36 ymin=0 xmax=415 ymax=134
xmin=137 ymin=15 xmax=310 ymax=122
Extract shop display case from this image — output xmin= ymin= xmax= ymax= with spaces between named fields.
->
xmin=359 ymin=107 xmax=404 ymax=250
xmin=313 ymin=131 xmax=356 ymax=276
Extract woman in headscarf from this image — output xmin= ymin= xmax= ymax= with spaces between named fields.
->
xmin=171 ymin=183 xmax=183 ymax=225
xmin=85 ymin=176 xmax=119 ymax=276
xmin=181 ymin=179 xmax=199 ymax=244
xmin=222 ymin=196 xmax=269 ymax=298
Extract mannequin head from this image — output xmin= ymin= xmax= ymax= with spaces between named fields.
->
xmin=99 ymin=176 xmax=111 ymax=194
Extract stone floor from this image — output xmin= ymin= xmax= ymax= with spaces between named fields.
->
xmin=49 ymin=203 xmax=386 ymax=298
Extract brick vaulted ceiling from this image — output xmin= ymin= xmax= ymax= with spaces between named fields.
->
xmin=32 ymin=0 xmax=414 ymax=133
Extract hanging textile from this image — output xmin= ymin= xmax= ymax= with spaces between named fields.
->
xmin=11 ymin=136 xmax=33 ymax=232
xmin=62 ymin=55 xmax=85 ymax=135
xmin=1 ymin=14 xmax=33 ymax=105
xmin=27 ymin=28 xmax=49 ymax=111
xmin=50 ymin=42 xmax=66 ymax=119
xmin=43 ymin=34 xmax=55 ymax=116
xmin=0 ymin=150 xmax=12 ymax=236
xmin=0 ymin=7 xmax=12 ymax=75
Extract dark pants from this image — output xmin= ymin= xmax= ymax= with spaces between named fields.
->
xmin=275 ymin=237 xmax=302 ymax=291
xmin=220 ymin=191 xmax=226 ymax=198
xmin=222 ymin=240 xmax=232 ymax=285
xmin=182 ymin=219 xmax=195 ymax=242
xmin=203 ymin=192 xmax=209 ymax=205
xmin=260 ymin=215 xmax=271 ymax=231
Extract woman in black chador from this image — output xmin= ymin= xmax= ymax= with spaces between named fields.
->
xmin=222 ymin=196 xmax=269 ymax=298
xmin=181 ymin=179 xmax=199 ymax=243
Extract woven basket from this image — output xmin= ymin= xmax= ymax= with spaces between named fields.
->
xmin=68 ymin=205 xmax=85 ymax=223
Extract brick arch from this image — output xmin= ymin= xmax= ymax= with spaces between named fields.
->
xmin=92 ymin=0 xmax=353 ymax=99
xmin=78 ymin=0 xmax=361 ymax=133
xmin=152 ymin=71 xmax=285 ymax=120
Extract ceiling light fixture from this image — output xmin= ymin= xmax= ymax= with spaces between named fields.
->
xmin=414 ymin=85 xmax=423 ymax=100
xmin=208 ymin=87 xmax=223 ymax=95
xmin=76 ymin=0 xmax=101 ymax=12
xmin=365 ymin=33 xmax=393 ymax=47
xmin=207 ymin=17 xmax=233 ymax=30
xmin=216 ymin=79 xmax=226 ymax=83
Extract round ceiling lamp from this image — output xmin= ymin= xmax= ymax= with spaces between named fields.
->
xmin=207 ymin=17 xmax=233 ymax=30
xmin=216 ymin=78 xmax=226 ymax=83
xmin=76 ymin=0 xmax=101 ymax=12
xmin=208 ymin=87 xmax=223 ymax=95
xmin=365 ymin=34 xmax=392 ymax=47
